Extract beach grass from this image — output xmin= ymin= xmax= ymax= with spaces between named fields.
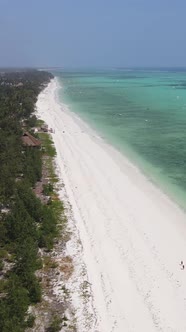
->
xmin=38 ymin=132 xmax=57 ymax=158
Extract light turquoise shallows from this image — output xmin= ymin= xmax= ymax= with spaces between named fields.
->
xmin=55 ymin=69 xmax=186 ymax=210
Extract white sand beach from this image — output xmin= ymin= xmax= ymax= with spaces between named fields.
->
xmin=37 ymin=78 xmax=186 ymax=332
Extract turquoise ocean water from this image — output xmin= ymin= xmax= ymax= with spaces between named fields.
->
xmin=55 ymin=69 xmax=186 ymax=209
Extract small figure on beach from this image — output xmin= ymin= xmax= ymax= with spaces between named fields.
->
xmin=180 ymin=261 xmax=185 ymax=270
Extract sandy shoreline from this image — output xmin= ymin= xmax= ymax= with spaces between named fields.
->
xmin=37 ymin=78 xmax=186 ymax=332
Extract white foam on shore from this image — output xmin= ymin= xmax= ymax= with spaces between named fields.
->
xmin=37 ymin=78 xmax=186 ymax=332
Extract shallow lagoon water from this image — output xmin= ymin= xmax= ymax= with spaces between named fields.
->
xmin=56 ymin=69 xmax=186 ymax=209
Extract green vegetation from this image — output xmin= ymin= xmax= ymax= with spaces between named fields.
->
xmin=38 ymin=133 xmax=57 ymax=158
xmin=47 ymin=315 xmax=62 ymax=332
xmin=38 ymin=132 xmax=58 ymax=183
xmin=43 ymin=183 xmax=54 ymax=196
xmin=0 ymin=70 xmax=67 ymax=331
xmin=22 ymin=148 xmax=42 ymax=186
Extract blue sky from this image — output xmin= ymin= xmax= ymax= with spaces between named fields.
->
xmin=0 ymin=0 xmax=186 ymax=67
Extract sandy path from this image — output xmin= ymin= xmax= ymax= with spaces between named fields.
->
xmin=37 ymin=79 xmax=186 ymax=332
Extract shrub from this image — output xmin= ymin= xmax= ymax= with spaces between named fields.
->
xmin=26 ymin=314 xmax=35 ymax=328
xmin=47 ymin=315 xmax=62 ymax=332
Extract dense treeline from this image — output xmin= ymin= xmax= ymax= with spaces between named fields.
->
xmin=0 ymin=70 xmax=60 ymax=332
xmin=0 ymin=70 xmax=53 ymax=202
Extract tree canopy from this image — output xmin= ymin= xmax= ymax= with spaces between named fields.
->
xmin=0 ymin=70 xmax=59 ymax=332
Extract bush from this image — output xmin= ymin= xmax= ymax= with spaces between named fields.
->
xmin=38 ymin=205 xmax=57 ymax=250
xmin=0 ymin=274 xmax=29 ymax=332
xmin=47 ymin=315 xmax=62 ymax=332
xmin=16 ymin=181 xmax=43 ymax=223
xmin=26 ymin=314 xmax=35 ymax=328
xmin=43 ymin=183 xmax=54 ymax=196
xmin=28 ymin=277 xmax=42 ymax=303
xmin=0 ymin=257 xmax=4 ymax=271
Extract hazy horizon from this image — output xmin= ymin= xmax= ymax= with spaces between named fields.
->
xmin=1 ymin=0 xmax=186 ymax=68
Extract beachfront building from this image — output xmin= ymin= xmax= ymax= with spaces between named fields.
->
xmin=22 ymin=131 xmax=41 ymax=148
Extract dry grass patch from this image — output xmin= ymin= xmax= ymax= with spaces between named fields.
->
xmin=43 ymin=256 xmax=58 ymax=270
xmin=59 ymin=256 xmax=74 ymax=280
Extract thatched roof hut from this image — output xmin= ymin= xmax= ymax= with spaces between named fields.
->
xmin=22 ymin=131 xmax=41 ymax=147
